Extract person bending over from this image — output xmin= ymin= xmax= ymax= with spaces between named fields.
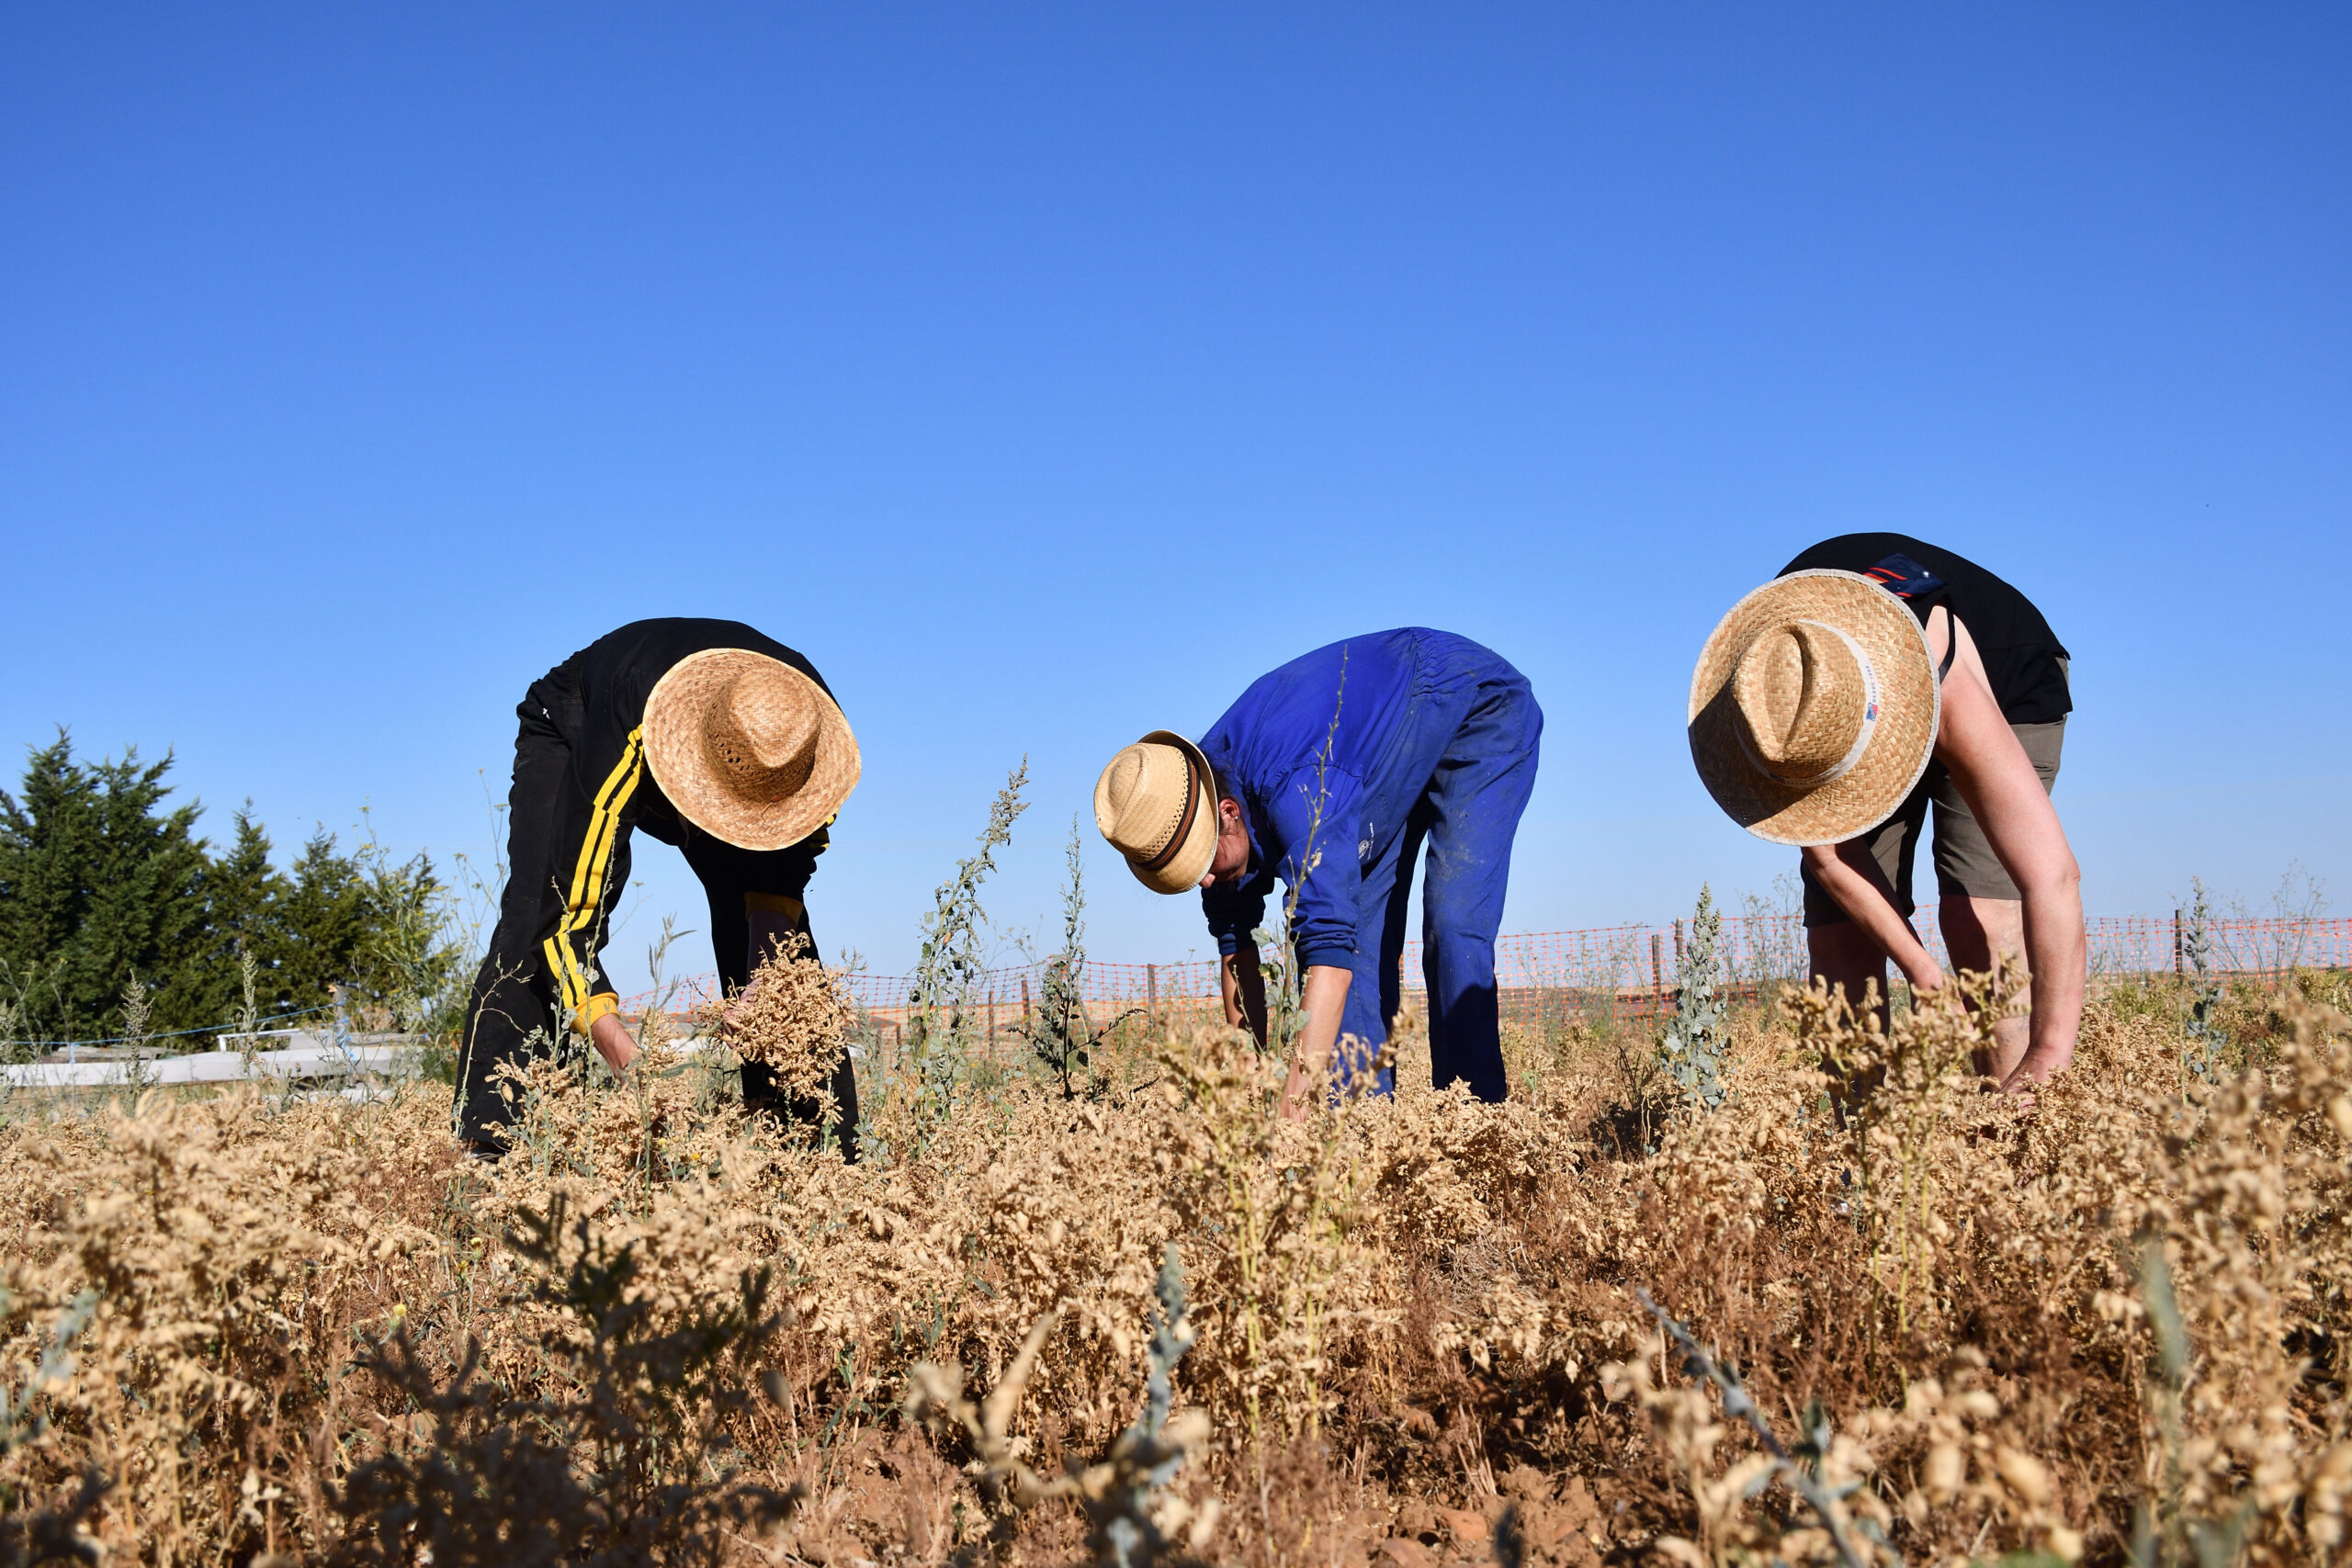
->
xmin=1688 ymin=537 xmax=2084 ymax=1092
xmin=457 ymin=618 xmax=862 ymax=1156
xmin=1095 ymin=628 xmax=1542 ymax=1114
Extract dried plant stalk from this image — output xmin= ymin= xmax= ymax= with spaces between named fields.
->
xmin=705 ymin=929 xmax=859 ymax=1101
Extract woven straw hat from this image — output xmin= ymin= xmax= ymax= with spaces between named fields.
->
xmin=1094 ymin=730 xmax=1218 ymax=894
xmin=642 ymin=649 xmax=860 ymax=852
xmin=1688 ymin=570 xmax=1939 ymax=846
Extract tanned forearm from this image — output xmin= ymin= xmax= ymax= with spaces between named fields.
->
xmin=2013 ymin=888 xmax=2088 ymax=1086
xmin=2009 ymin=881 xmax=2086 ymax=1086
xmin=1802 ymin=843 xmax=1944 ymax=994
xmin=1279 ymin=964 xmax=1354 ymax=1119
xmin=1930 ymin=644 xmax=2086 ymax=1090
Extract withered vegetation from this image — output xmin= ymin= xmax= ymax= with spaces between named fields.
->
xmin=703 ymin=930 xmax=862 ymax=1107
xmin=1 ymin=947 xmax=2348 ymax=1567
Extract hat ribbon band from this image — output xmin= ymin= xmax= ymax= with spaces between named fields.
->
xmin=1138 ymin=751 xmax=1204 ymax=873
xmin=1736 ymin=621 xmax=1883 ymax=789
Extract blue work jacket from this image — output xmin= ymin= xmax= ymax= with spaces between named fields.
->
xmin=1198 ymin=628 xmax=1511 ymax=970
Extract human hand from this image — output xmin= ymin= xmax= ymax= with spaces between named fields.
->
xmin=1995 ymin=1058 xmax=2053 ymax=1109
xmin=1277 ymin=1065 xmax=1314 ymax=1122
xmin=717 ymin=976 xmax=768 ymax=1038
xmin=590 ymin=1010 xmax=640 ymax=1077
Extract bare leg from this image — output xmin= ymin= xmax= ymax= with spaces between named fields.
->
xmin=1939 ymin=895 xmax=2029 ymax=1081
xmin=1808 ymin=921 xmax=1890 ymax=1028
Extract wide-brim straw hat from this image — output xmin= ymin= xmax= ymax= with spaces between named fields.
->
xmin=1094 ymin=730 xmax=1218 ymax=894
xmin=1688 ymin=569 xmax=1939 ymax=846
xmin=643 ymin=649 xmax=861 ymax=852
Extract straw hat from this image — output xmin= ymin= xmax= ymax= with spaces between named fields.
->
xmin=1094 ymin=730 xmax=1218 ymax=893
xmin=642 ymin=649 xmax=860 ymax=852
xmin=1688 ymin=570 xmax=1939 ymax=846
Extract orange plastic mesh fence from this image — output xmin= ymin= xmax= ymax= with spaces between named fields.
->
xmin=621 ymin=910 xmax=2352 ymax=1023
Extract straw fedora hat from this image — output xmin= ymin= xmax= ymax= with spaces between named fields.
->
xmin=642 ymin=649 xmax=860 ymax=852
xmin=1095 ymin=730 xmax=1218 ymax=894
xmin=1688 ymin=570 xmax=1939 ymax=846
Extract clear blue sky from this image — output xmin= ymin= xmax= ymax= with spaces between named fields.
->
xmin=4 ymin=5 xmax=2346 ymax=995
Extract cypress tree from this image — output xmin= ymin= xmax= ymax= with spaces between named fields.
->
xmin=179 ymin=807 xmax=295 ymax=1029
xmin=273 ymin=829 xmax=375 ymax=1017
xmin=0 ymin=733 xmax=210 ymax=1042
xmin=0 ymin=736 xmax=463 ymax=1050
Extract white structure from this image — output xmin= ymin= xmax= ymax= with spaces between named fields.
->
xmin=2 ymin=1032 xmax=425 ymax=1090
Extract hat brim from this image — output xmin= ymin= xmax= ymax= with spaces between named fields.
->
xmin=1121 ymin=729 xmax=1220 ymax=894
xmin=1688 ymin=570 xmax=1939 ymax=846
xmin=642 ymin=649 xmax=861 ymax=852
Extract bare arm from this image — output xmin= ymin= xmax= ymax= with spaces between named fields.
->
xmin=1802 ymin=841 xmax=1946 ymax=994
xmin=1279 ymin=964 xmax=1354 ymax=1119
xmin=1930 ymin=627 xmax=2085 ymax=1087
xmin=1227 ymin=948 xmax=1363 ymax=1114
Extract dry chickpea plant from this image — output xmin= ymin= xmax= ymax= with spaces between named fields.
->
xmin=1 ymin=794 xmax=2348 ymax=1568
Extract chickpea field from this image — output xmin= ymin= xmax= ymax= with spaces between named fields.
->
xmin=2 ymin=944 xmax=2348 ymax=1568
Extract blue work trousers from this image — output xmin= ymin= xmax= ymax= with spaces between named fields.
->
xmin=1331 ymin=639 xmax=1541 ymax=1102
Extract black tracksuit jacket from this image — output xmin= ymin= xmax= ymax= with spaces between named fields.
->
xmin=455 ymin=618 xmax=857 ymax=1147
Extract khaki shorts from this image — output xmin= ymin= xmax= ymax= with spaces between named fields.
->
xmin=1802 ymin=717 xmax=2065 ymax=926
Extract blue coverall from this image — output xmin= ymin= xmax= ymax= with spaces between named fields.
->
xmin=1199 ymin=628 xmax=1542 ymax=1101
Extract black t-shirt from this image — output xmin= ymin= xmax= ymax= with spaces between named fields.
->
xmin=1779 ymin=534 xmax=2073 ymax=725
